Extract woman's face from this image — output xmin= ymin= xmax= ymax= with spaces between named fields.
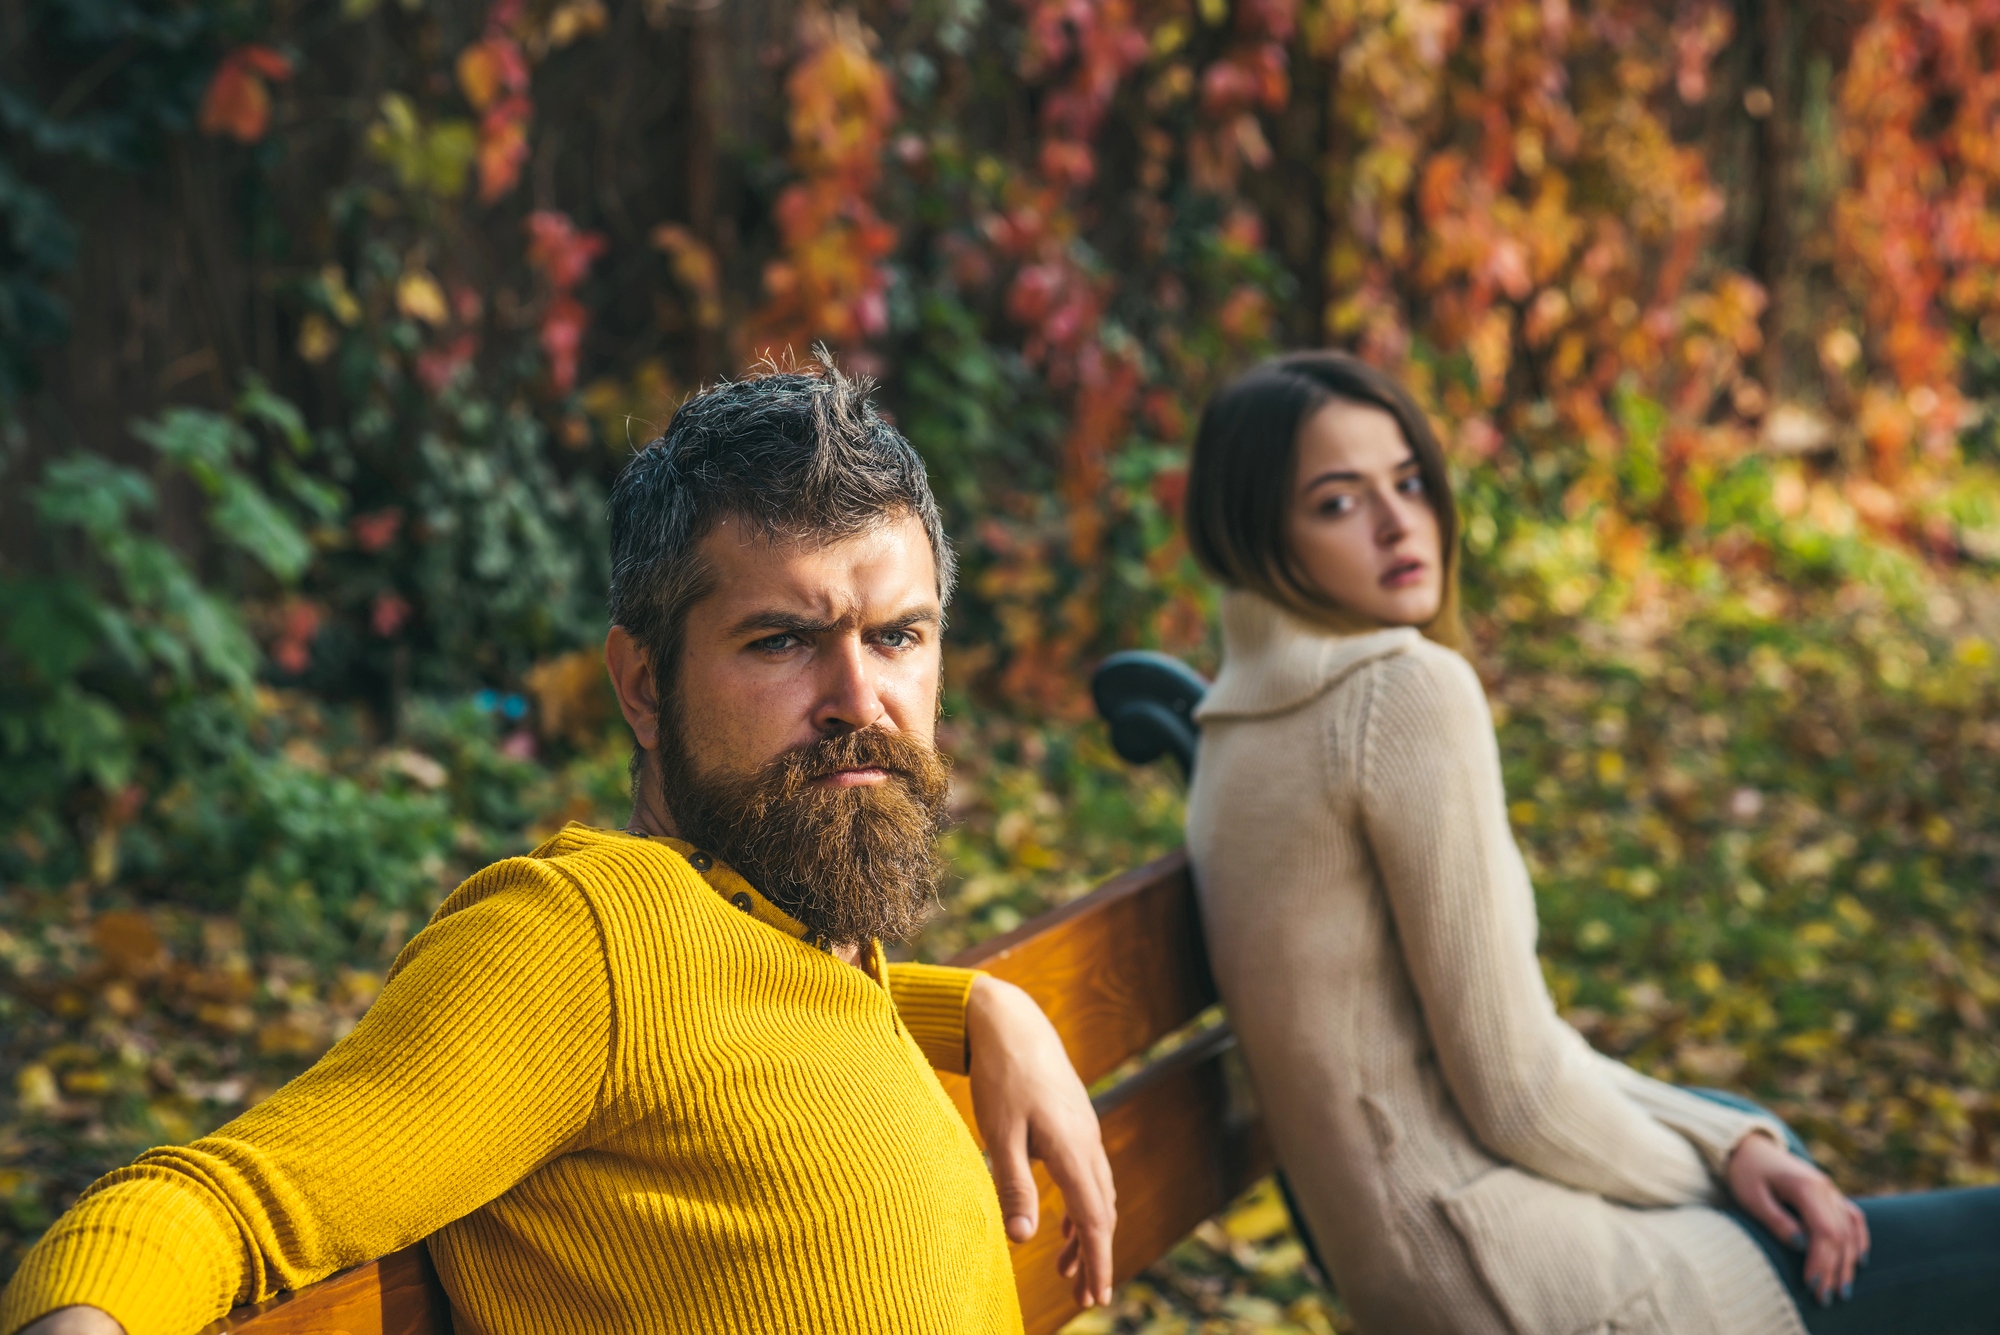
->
xmin=1284 ymin=398 xmax=1443 ymax=628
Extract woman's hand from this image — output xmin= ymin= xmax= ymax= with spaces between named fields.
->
xmin=17 ymin=1307 xmax=126 ymax=1335
xmin=966 ymin=974 xmax=1117 ymax=1308
xmin=1726 ymin=1130 xmax=1869 ymax=1306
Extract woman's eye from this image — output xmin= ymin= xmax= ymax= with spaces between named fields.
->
xmin=1397 ymin=474 xmax=1425 ymax=496
xmin=1318 ymin=494 xmax=1357 ymax=517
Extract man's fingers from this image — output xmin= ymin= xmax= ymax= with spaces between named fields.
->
xmin=990 ymin=1132 xmax=1040 ymax=1243
xmin=1042 ymin=1133 xmax=1116 ymax=1306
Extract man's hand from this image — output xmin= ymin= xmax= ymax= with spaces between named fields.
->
xmin=1727 ymin=1130 xmax=1869 ymax=1307
xmin=17 ymin=1308 xmax=126 ymax=1335
xmin=966 ymin=974 xmax=1117 ymax=1308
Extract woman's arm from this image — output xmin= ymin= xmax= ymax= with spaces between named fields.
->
xmin=0 ymin=860 xmax=614 ymax=1335
xmin=1356 ymin=648 xmax=1718 ymax=1207
xmin=1588 ymin=1053 xmax=1788 ymax=1172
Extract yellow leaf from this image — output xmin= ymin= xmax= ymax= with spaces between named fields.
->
xmin=320 ymin=264 xmax=361 ymax=324
xmin=1779 ymin=1029 xmax=1839 ymax=1059
xmin=1220 ymin=1184 xmax=1292 ymax=1243
xmin=17 ymin=1064 xmax=60 ymax=1112
xmin=297 ymin=312 xmax=337 ymax=363
xmin=396 ymin=271 xmax=450 ymax=325
xmin=62 ymin=1068 xmax=111 ymax=1095
xmin=1832 ymin=895 xmax=1875 ymax=934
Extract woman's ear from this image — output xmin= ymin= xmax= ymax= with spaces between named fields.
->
xmin=604 ymin=626 xmax=660 ymax=752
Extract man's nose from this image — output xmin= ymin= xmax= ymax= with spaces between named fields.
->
xmin=811 ymin=633 xmax=888 ymax=734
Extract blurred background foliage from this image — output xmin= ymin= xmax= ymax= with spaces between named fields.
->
xmin=3 ymin=0 xmax=1999 ymax=1327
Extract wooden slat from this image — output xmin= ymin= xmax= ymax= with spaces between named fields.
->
xmin=951 ymin=849 xmax=1214 ymax=1086
xmin=205 ymin=1243 xmax=449 ymax=1334
xmin=1009 ymin=1045 xmax=1272 ymax=1335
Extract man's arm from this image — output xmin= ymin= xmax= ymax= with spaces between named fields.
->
xmin=883 ymin=962 xmax=1117 ymax=1310
xmin=15 ymin=1308 xmax=122 ymax=1335
xmin=0 ymin=861 xmax=614 ymax=1335
xmin=966 ymin=976 xmax=1116 ymax=1310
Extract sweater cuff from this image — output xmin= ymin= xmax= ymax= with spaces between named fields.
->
xmin=0 ymin=1171 xmax=243 ymax=1335
xmin=886 ymin=963 xmax=980 ymax=1076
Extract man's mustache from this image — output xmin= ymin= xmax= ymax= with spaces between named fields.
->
xmin=776 ymin=727 xmax=938 ymax=786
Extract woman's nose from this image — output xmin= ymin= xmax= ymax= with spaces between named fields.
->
xmin=1375 ymin=490 xmax=1410 ymax=545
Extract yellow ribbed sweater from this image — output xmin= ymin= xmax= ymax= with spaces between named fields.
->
xmin=0 ymin=824 xmax=1021 ymax=1335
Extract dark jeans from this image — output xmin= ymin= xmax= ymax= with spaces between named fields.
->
xmin=1693 ymin=1088 xmax=2000 ymax=1334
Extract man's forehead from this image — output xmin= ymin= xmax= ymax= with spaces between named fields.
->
xmin=695 ymin=513 xmax=941 ymax=620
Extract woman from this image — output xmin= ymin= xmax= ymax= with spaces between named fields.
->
xmin=1181 ymin=350 xmax=2000 ymax=1335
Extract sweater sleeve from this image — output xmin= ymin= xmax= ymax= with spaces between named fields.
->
xmin=1589 ymin=1053 xmax=1790 ymax=1175
xmin=886 ymin=962 xmax=979 ymax=1076
xmin=1355 ymin=648 xmax=1721 ymax=1209
xmin=0 ymin=859 xmax=614 ymax=1335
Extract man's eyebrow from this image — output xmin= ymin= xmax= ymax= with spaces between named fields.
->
xmin=728 ymin=609 xmax=839 ymax=639
xmin=725 ymin=605 xmax=942 ymax=639
xmin=874 ymin=606 xmax=941 ymax=631
xmin=1301 ymin=454 xmax=1420 ymax=491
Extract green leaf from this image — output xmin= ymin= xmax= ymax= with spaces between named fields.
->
xmin=0 ymin=575 xmax=104 ymax=681
xmin=32 ymin=682 xmax=132 ymax=791
xmin=238 ymin=375 xmax=311 ymax=455
xmin=275 ymin=460 xmax=346 ymax=524
xmin=178 ymin=590 xmax=260 ymax=686
xmin=35 ymin=454 xmax=153 ymax=538
xmin=212 ymin=475 xmax=314 ymax=583
xmin=133 ymin=407 xmax=249 ymax=493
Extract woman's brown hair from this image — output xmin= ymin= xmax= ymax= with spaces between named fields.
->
xmin=1184 ymin=350 xmax=1465 ymax=648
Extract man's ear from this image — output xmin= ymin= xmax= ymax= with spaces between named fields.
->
xmin=604 ymin=626 xmax=660 ymax=751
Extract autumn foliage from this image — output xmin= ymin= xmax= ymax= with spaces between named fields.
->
xmin=6 ymin=0 xmax=2000 ymax=1318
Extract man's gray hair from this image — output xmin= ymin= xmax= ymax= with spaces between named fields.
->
xmin=607 ymin=360 xmax=955 ymax=691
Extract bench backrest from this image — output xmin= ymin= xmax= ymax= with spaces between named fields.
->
xmin=207 ymin=850 xmax=1261 ymax=1335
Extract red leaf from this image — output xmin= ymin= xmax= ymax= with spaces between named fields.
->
xmin=525 ymin=211 xmax=607 ymax=292
xmin=370 ymin=591 xmax=413 ymax=638
xmin=350 ymin=508 xmax=405 ymax=553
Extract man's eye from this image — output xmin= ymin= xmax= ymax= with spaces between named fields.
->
xmin=752 ymin=633 xmax=799 ymax=652
xmin=877 ymin=628 xmax=917 ymax=649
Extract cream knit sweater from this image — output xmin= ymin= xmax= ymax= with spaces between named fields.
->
xmin=1186 ymin=592 xmax=1806 ymax=1335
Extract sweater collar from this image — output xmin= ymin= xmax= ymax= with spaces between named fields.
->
xmin=637 ymin=831 xmax=887 ymax=982
xmin=1194 ymin=590 xmax=1420 ymax=721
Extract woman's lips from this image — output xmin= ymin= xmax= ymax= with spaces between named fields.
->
xmin=1381 ymin=559 xmax=1427 ymax=589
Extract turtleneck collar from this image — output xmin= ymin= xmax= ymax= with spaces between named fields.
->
xmin=1194 ymin=589 xmax=1420 ymax=721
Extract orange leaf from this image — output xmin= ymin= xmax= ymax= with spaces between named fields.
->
xmin=199 ymin=46 xmax=293 ymax=143
xmin=200 ymin=59 xmax=270 ymax=143
xmin=477 ymin=101 xmax=531 ymax=203
xmin=457 ymin=35 xmax=528 ymax=112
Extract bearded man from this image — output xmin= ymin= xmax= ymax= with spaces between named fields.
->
xmin=3 ymin=366 xmax=1114 ymax=1335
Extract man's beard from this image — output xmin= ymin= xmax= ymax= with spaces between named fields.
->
xmin=655 ymin=719 xmax=953 ymax=946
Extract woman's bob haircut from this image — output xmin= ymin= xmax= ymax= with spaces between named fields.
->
xmin=1184 ymin=350 xmax=1465 ymax=648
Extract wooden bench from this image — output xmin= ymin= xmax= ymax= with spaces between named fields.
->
xmin=200 ymin=850 xmax=1271 ymax=1335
